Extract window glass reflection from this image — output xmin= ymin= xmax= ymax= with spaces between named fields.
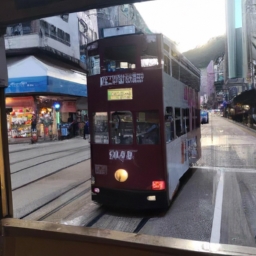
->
xmin=136 ymin=111 xmax=160 ymax=144
xmin=110 ymin=111 xmax=133 ymax=145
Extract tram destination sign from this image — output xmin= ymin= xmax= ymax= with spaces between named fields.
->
xmin=107 ymin=88 xmax=133 ymax=101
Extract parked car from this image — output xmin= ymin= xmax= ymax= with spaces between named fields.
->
xmin=201 ymin=110 xmax=209 ymax=124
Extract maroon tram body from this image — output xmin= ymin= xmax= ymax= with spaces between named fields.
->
xmin=86 ymin=32 xmax=201 ymax=209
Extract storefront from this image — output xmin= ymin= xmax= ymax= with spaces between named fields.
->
xmin=5 ymin=55 xmax=87 ymax=141
xmin=6 ymin=96 xmax=36 ymax=139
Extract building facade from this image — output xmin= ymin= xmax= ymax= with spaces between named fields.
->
xmin=4 ymin=4 xmax=149 ymax=141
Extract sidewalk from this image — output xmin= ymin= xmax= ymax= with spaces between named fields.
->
xmin=220 ymin=115 xmax=256 ymax=134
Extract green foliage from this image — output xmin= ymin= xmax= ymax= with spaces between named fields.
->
xmin=183 ymin=36 xmax=225 ymax=69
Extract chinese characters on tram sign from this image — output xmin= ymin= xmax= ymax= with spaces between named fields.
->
xmin=108 ymin=88 xmax=133 ymax=100
xmin=109 ymin=150 xmax=136 ymax=162
xmin=100 ymin=73 xmax=144 ymax=86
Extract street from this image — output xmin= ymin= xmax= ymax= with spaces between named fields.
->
xmin=9 ymin=137 xmax=90 ymax=219
xmin=9 ymin=115 xmax=256 ymax=248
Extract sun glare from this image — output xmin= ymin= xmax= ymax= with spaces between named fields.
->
xmin=135 ymin=0 xmax=226 ymax=52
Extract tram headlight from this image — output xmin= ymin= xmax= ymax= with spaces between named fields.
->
xmin=114 ymin=169 xmax=128 ymax=182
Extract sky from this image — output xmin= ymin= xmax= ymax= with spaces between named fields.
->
xmin=134 ymin=0 xmax=226 ymax=52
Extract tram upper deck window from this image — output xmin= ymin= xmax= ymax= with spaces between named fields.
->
xmin=110 ymin=111 xmax=133 ymax=145
xmin=87 ymin=42 xmax=100 ymax=76
xmin=103 ymin=45 xmax=136 ymax=73
xmin=136 ymin=111 xmax=160 ymax=145
xmin=141 ymin=35 xmax=159 ymax=68
xmin=93 ymin=112 xmax=108 ymax=144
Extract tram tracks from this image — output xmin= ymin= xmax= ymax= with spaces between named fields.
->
xmin=12 ymin=158 xmax=90 ymax=191
xmin=10 ymin=146 xmax=90 ymax=190
xmin=10 ymin=145 xmax=89 ymax=165
xmin=21 ymin=179 xmax=91 ymax=220
xmin=84 ymin=209 xmax=155 ymax=234
xmin=11 ymin=146 xmax=90 ymax=174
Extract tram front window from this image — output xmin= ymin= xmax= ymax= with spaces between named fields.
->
xmin=136 ymin=111 xmax=160 ymax=145
xmin=110 ymin=111 xmax=133 ymax=145
xmin=103 ymin=45 xmax=136 ymax=72
xmin=93 ymin=112 xmax=108 ymax=144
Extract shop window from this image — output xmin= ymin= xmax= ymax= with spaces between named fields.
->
xmin=136 ymin=111 xmax=160 ymax=145
xmin=6 ymin=22 xmax=32 ymax=36
xmin=110 ymin=111 xmax=133 ymax=145
xmin=93 ymin=112 xmax=109 ymax=144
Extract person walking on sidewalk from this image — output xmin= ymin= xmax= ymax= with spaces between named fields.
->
xmin=31 ymin=114 xmax=37 ymax=144
xmin=84 ymin=118 xmax=90 ymax=140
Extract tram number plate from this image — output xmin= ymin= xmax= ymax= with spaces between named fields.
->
xmin=95 ymin=165 xmax=107 ymax=175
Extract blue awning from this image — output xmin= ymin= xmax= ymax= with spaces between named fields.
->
xmin=5 ymin=56 xmax=87 ymax=97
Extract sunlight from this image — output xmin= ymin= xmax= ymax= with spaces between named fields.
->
xmin=135 ymin=0 xmax=226 ymax=52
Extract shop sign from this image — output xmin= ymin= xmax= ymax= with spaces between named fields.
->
xmin=61 ymin=101 xmax=76 ymax=112
xmin=5 ymin=96 xmax=34 ymax=108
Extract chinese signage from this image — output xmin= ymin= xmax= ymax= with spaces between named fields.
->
xmin=108 ymin=88 xmax=133 ymax=101
xmin=100 ymin=73 xmax=144 ymax=86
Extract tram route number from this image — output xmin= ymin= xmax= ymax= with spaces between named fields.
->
xmin=109 ymin=150 xmax=136 ymax=162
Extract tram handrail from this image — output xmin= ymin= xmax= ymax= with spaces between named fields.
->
xmin=1 ymin=218 xmax=256 ymax=256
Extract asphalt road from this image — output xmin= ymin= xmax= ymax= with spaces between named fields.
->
xmin=10 ymin=115 xmax=256 ymax=248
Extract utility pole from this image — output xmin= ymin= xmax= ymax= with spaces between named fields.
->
xmin=0 ymin=27 xmax=13 ymax=218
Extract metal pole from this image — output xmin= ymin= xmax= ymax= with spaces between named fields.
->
xmin=0 ymin=27 xmax=13 ymax=218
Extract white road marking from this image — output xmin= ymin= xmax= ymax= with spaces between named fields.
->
xmin=210 ymin=168 xmax=224 ymax=244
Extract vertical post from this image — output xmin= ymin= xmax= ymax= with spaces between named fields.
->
xmin=0 ymin=27 xmax=13 ymax=218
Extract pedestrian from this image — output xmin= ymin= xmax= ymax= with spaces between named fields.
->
xmin=84 ymin=118 xmax=90 ymax=140
xmin=31 ymin=114 xmax=37 ymax=131
xmin=31 ymin=114 xmax=37 ymax=144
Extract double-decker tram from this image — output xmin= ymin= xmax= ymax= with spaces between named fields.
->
xmin=86 ymin=31 xmax=201 ymax=209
